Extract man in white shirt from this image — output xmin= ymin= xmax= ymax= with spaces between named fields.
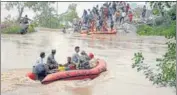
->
xmin=71 ymin=46 xmax=81 ymax=69
xmin=120 ymin=10 xmax=126 ymax=24
xmin=33 ymin=52 xmax=47 ymax=81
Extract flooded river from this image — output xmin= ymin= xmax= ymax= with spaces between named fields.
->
xmin=1 ymin=29 xmax=175 ymax=95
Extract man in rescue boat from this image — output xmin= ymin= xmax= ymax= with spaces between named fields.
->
xmin=33 ymin=52 xmax=48 ymax=81
xmin=88 ymin=53 xmax=98 ymax=68
xmin=71 ymin=46 xmax=81 ymax=69
xmin=79 ymin=51 xmax=91 ymax=69
xmin=47 ymin=49 xmax=58 ymax=70
xmin=64 ymin=57 xmax=76 ymax=70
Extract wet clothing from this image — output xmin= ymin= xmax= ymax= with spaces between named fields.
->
xmin=108 ymin=7 xmax=113 ymax=21
xmin=47 ymin=54 xmax=58 ymax=70
xmin=96 ymin=20 xmax=100 ymax=31
xmin=82 ymin=23 xmax=89 ymax=31
xmin=80 ymin=54 xmax=90 ymax=62
xmin=71 ymin=53 xmax=80 ymax=68
xmin=20 ymin=23 xmax=28 ymax=34
xmin=89 ymin=58 xmax=98 ymax=68
xmin=128 ymin=13 xmax=133 ymax=22
xmin=126 ymin=5 xmax=130 ymax=14
xmin=90 ymin=20 xmax=95 ymax=32
xmin=99 ymin=18 xmax=103 ymax=28
xmin=34 ymin=57 xmax=45 ymax=67
xmin=23 ymin=17 xmax=30 ymax=24
xmin=78 ymin=54 xmax=91 ymax=69
xmin=64 ymin=62 xmax=76 ymax=70
xmin=88 ymin=12 xmax=94 ymax=23
xmin=120 ymin=12 xmax=126 ymax=24
xmin=78 ymin=61 xmax=90 ymax=69
xmin=62 ymin=29 xmax=66 ymax=33
xmin=115 ymin=11 xmax=120 ymax=22
xmin=142 ymin=7 xmax=146 ymax=18
xmin=82 ymin=10 xmax=88 ymax=24
xmin=102 ymin=25 xmax=108 ymax=32
xmin=104 ymin=7 xmax=109 ymax=19
xmin=34 ymin=63 xmax=46 ymax=81
xmin=20 ymin=17 xmax=30 ymax=34
xmin=47 ymin=54 xmax=57 ymax=64
xmin=112 ymin=2 xmax=117 ymax=14
xmin=110 ymin=20 xmax=114 ymax=30
xmin=33 ymin=58 xmax=46 ymax=81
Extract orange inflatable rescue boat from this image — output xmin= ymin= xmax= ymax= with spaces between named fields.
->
xmin=27 ymin=59 xmax=107 ymax=84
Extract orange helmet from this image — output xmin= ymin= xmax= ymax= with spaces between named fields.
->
xmin=89 ymin=53 xmax=94 ymax=59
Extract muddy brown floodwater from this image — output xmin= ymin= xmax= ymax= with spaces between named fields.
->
xmin=1 ymin=28 xmax=175 ymax=95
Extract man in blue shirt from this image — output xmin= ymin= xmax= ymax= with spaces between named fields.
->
xmin=33 ymin=52 xmax=47 ymax=81
xmin=71 ymin=46 xmax=81 ymax=69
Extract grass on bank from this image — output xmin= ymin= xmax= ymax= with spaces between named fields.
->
xmin=137 ymin=21 xmax=176 ymax=36
xmin=1 ymin=22 xmax=37 ymax=34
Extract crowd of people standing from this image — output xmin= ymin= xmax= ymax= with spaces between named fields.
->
xmin=71 ymin=2 xmax=147 ymax=33
xmin=80 ymin=2 xmax=137 ymax=33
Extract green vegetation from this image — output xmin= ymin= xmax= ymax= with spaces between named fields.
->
xmin=137 ymin=21 xmax=176 ymax=36
xmin=132 ymin=2 xmax=176 ymax=88
xmin=3 ymin=2 xmax=78 ymax=34
xmin=33 ymin=2 xmax=78 ymax=29
xmin=1 ymin=24 xmax=21 ymax=34
xmin=5 ymin=2 xmax=39 ymax=21
xmin=1 ymin=21 xmax=38 ymax=34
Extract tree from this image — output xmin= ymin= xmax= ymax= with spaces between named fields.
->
xmin=132 ymin=2 xmax=176 ymax=88
xmin=57 ymin=3 xmax=78 ymax=28
xmin=149 ymin=2 xmax=176 ymax=16
xmin=32 ymin=2 xmax=57 ymax=28
xmin=5 ymin=2 xmax=37 ymax=21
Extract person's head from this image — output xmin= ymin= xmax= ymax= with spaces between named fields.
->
xmin=81 ymin=50 xmax=86 ymax=55
xmin=25 ymin=15 xmax=27 ymax=17
xmin=111 ymin=19 xmax=113 ymax=23
xmin=75 ymin=46 xmax=80 ymax=53
xmin=89 ymin=53 xmax=94 ymax=59
xmin=144 ymin=5 xmax=146 ymax=8
xmin=40 ymin=52 xmax=45 ymax=58
xmin=129 ymin=11 xmax=132 ymax=14
xmin=67 ymin=57 xmax=71 ymax=63
xmin=96 ymin=5 xmax=99 ymax=8
xmin=51 ymin=49 xmax=56 ymax=55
